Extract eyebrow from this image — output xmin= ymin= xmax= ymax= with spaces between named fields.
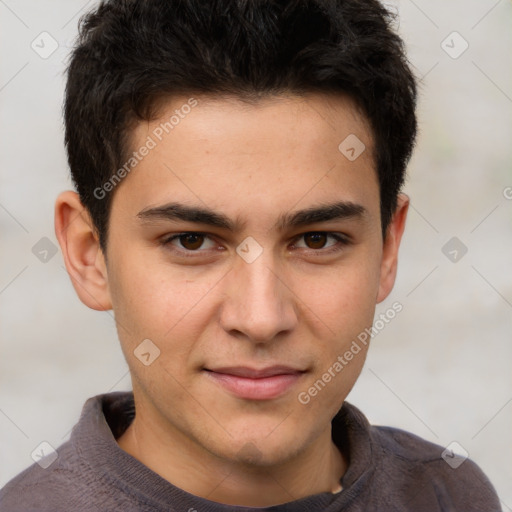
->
xmin=137 ymin=200 xmax=367 ymax=232
xmin=277 ymin=201 xmax=366 ymax=231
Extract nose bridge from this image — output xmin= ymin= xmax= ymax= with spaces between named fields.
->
xmin=220 ymin=248 xmax=296 ymax=342
xmin=243 ymin=254 xmax=280 ymax=306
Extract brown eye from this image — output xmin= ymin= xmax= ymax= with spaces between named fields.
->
xmin=304 ymin=232 xmax=328 ymax=249
xmin=178 ymin=233 xmax=205 ymax=250
xmin=292 ymin=232 xmax=349 ymax=255
xmin=162 ymin=232 xmax=218 ymax=255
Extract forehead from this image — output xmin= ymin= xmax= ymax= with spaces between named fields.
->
xmin=135 ymin=92 xmax=372 ymax=154
xmin=115 ymin=92 xmax=378 ymax=224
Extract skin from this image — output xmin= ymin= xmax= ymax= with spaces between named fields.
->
xmin=55 ymin=93 xmax=408 ymax=507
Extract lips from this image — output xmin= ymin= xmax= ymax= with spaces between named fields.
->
xmin=204 ymin=365 xmax=306 ymax=400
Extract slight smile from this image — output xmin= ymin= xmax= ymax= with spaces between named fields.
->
xmin=204 ymin=366 xmax=308 ymax=400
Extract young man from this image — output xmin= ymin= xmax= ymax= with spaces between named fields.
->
xmin=0 ymin=0 xmax=501 ymax=510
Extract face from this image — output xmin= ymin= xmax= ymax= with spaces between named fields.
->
xmin=76 ymin=93 xmax=405 ymax=466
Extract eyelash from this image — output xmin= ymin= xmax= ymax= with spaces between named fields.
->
xmin=160 ymin=232 xmax=351 ymax=258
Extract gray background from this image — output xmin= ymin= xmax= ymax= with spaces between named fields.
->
xmin=1 ymin=0 xmax=511 ymax=508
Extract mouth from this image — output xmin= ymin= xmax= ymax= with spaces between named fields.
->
xmin=203 ymin=365 xmax=307 ymax=401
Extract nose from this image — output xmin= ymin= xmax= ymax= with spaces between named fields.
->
xmin=219 ymin=251 xmax=298 ymax=344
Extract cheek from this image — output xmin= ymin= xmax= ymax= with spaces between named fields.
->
xmin=301 ymin=258 xmax=381 ymax=340
xmin=107 ymin=251 xmax=220 ymax=361
xmin=294 ymin=266 xmax=378 ymax=417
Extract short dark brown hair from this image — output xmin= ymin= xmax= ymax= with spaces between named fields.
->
xmin=64 ymin=0 xmax=417 ymax=249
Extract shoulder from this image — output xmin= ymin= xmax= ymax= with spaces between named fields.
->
xmin=0 ymin=392 xmax=141 ymax=512
xmin=335 ymin=402 xmax=500 ymax=510
xmin=370 ymin=424 xmax=501 ymax=511
xmin=0 ymin=440 xmax=85 ymax=512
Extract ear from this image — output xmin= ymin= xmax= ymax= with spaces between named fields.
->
xmin=54 ymin=191 xmax=112 ymax=311
xmin=376 ymin=193 xmax=409 ymax=303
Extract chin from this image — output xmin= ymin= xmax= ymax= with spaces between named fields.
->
xmin=231 ymin=441 xmax=294 ymax=468
xmin=209 ymin=428 xmax=305 ymax=468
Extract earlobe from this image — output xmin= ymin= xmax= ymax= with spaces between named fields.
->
xmin=54 ymin=191 xmax=112 ymax=311
xmin=376 ymin=193 xmax=409 ymax=303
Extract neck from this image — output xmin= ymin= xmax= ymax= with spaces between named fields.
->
xmin=117 ymin=403 xmax=346 ymax=506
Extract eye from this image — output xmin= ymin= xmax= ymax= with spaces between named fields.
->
xmin=163 ymin=232 xmax=217 ymax=252
xmin=292 ymin=232 xmax=349 ymax=253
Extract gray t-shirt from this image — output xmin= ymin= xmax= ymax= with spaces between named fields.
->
xmin=0 ymin=392 xmax=500 ymax=511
